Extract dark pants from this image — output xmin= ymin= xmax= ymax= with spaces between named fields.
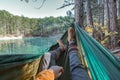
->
xmin=40 ymin=46 xmax=90 ymax=80
xmin=69 ymin=50 xmax=90 ymax=80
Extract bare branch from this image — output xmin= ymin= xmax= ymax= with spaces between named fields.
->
xmin=71 ymin=6 xmax=74 ymax=10
xmin=34 ymin=0 xmax=46 ymax=9
xmin=57 ymin=3 xmax=74 ymax=10
xmin=64 ymin=0 xmax=70 ymax=3
xmin=21 ymin=0 xmax=37 ymax=2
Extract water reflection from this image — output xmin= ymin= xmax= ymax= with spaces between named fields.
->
xmin=0 ymin=37 xmax=57 ymax=55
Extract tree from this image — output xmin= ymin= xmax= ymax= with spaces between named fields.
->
xmin=104 ymin=0 xmax=110 ymax=32
xmin=117 ymin=0 xmax=120 ymax=17
xmin=97 ymin=0 xmax=104 ymax=26
xmin=85 ymin=0 xmax=93 ymax=27
xmin=101 ymin=0 xmax=104 ymax=27
xmin=75 ymin=0 xmax=84 ymax=27
xmin=109 ymin=0 xmax=119 ymax=48
xmin=103 ymin=0 xmax=111 ymax=48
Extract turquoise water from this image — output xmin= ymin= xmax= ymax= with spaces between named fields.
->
xmin=0 ymin=37 xmax=59 ymax=55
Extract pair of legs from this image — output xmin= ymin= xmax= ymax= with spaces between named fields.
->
xmin=40 ymin=28 xmax=90 ymax=80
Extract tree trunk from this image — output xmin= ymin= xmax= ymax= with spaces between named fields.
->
xmin=117 ymin=0 xmax=120 ymax=17
xmin=104 ymin=0 xmax=110 ymax=32
xmin=86 ymin=0 xmax=93 ymax=27
xmin=94 ymin=0 xmax=105 ymax=42
xmin=101 ymin=0 xmax=104 ymax=27
xmin=104 ymin=0 xmax=111 ymax=48
xmin=98 ymin=1 xmax=101 ymax=24
xmin=109 ymin=0 xmax=118 ymax=48
xmin=75 ymin=0 xmax=84 ymax=27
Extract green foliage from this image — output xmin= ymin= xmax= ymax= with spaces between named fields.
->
xmin=0 ymin=10 xmax=74 ymax=37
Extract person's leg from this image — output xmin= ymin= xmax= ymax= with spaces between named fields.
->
xmin=68 ymin=28 xmax=90 ymax=80
xmin=39 ymin=40 xmax=66 ymax=70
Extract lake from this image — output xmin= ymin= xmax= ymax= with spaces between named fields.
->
xmin=0 ymin=37 xmax=60 ymax=55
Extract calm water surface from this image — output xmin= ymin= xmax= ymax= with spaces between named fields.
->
xmin=0 ymin=37 xmax=59 ymax=55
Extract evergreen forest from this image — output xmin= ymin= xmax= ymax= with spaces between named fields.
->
xmin=0 ymin=10 xmax=73 ymax=37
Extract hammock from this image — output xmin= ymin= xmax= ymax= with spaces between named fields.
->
xmin=0 ymin=23 xmax=120 ymax=80
xmin=74 ymin=24 xmax=120 ymax=80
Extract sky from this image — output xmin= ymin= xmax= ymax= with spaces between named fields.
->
xmin=0 ymin=0 xmax=73 ymax=18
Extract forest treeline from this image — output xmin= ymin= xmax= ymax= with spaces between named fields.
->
xmin=0 ymin=10 xmax=73 ymax=37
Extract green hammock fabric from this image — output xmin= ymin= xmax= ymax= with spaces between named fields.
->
xmin=0 ymin=23 xmax=120 ymax=80
xmin=0 ymin=54 xmax=42 ymax=80
xmin=74 ymin=24 xmax=120 ymax=80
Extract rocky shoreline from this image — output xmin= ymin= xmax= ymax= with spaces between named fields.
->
xmin=0 ymin=36 xmax=23 ymax=40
